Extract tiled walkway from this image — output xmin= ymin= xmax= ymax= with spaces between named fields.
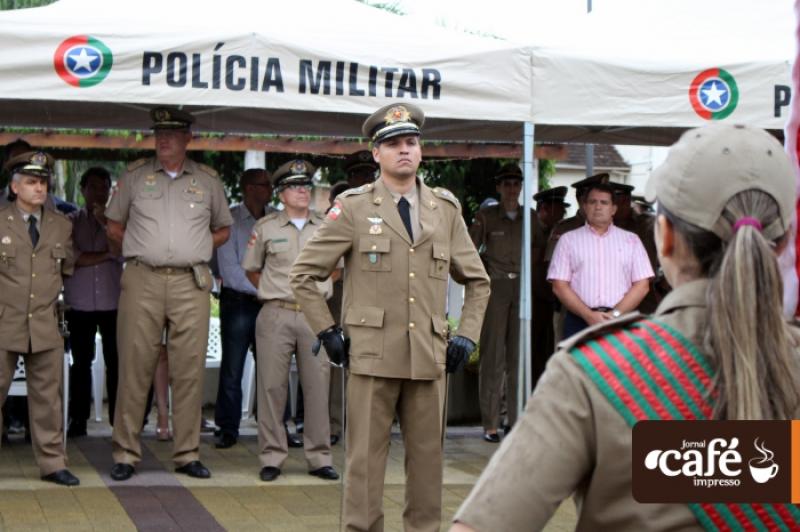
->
xmin=0 ymin=418 xmax=577 ymax=531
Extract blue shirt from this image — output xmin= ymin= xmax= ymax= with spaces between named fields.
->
xmin=216 ymin=203 xmax=275 ymax=295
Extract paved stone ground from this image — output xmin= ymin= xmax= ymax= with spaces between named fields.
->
xmin=0 ymin=411 xmax=577 ymax=531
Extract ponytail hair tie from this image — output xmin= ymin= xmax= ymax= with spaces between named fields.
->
xmin=733 ymin=216 xmax=763 ymax=232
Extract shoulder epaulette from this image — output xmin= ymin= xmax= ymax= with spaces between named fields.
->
xmin=196 ymin=163 xmax=219 ymax=178
xmin=258 ymin=210 xmax=281 ymax=224
xmin=338 ymin=183 xmax=373 ymax=199
xmin=433 ymin=187 xmax=460 ymax=207
xmin=126 ymin=158 xmax=148 ymax=172
xmin=557 ymin=312 xmax=644 ymax=352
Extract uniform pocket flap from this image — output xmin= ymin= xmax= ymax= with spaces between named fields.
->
xmin=345 ymin=306 xmax=385 ymax=328
xmin=52 ymin=246 xmax=67 ymax=259
xmin=359 ymin=237 xmax=391 ymax=253
xmin=0 ymin=243 xmax=15 ymax=258
xmin=431 ymin=314 xmax=449 ymax=338
xmin=268 ymin=240 xmax=291 ymax=253
xmin=432 ymin=242 xmax=449 ymax=261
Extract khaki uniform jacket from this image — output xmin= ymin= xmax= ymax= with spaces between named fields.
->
xmin=469 ymin=204 xmax=521 ymax=279
xmin=241 ymin=209 xmax=331 ymax=301
xmin=0 ymin=204 xmax=74 ymax=353
xmin=106 ymin=157 xmax=232 ymax=267
xmin=290 ymin=178 xmax=490 ymax=380
xmin=455 ymin=279 xmax=749 ymax=531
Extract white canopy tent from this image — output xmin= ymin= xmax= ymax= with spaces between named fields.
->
xmin=0 ymin=0 xmax=796 ymax=417
xmin=525 ymin=0 xmax=794 ymax=145
xmin=0 ymin=0 xmax=532 ymax=142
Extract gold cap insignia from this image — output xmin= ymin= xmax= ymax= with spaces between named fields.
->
xmin=384 ymin=105 xmax=411 ymax=125
xmin=291 ymin=161 xmax=307 ymax=175
xmin=154 ymin=109 xmax=170 ymax=121
xmin=31 ymin=152 xmax=48 ymax=166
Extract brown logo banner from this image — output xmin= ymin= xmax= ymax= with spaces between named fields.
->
xmin=632 ymin=420 xmax=800 ymax=503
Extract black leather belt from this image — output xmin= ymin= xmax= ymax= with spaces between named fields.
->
xmin=591 ymin=306 xmax=613 ymax=312
xmin=129 ymin=260 xmax=192 ymax=274
xmin=220 ymin=287 xmax=259 ymax=303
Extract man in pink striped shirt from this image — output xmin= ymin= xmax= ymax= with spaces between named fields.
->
xmin=547 ymin=184 xmax=653 ymax=338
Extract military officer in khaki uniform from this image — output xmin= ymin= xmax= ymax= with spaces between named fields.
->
xmin=544 ymin=173 xmax=610 ymax=344
xmin=291 ymin=103 xmax=490 ymax=532
xmin=241 ymin=159 xmax=339 ymax=482
xmin=530 ymin=186 xmax=568 ymax=390
xmin=468 ymin=164 xmax=522 ymax=442
xmin=105 ymin=107 xmax=233 ymax=481
xmin=0 ymin=152 xmax=78 ymax=486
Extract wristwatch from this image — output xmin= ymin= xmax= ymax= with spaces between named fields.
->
xmin=611 ymin=309 xmax=621 ymax=318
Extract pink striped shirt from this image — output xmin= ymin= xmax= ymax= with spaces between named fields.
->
xmin=547 ymin=223 xmax=654 ymax=309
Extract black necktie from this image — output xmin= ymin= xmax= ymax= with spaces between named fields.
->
xmin=398 ymin=197 xmax=413 ymax=241
xmin=28 ymin=216 xmax=39 ymax=248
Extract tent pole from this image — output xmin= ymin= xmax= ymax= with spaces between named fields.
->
xmin=585 ymin=144 xmax=594 ymax=176
xmin=519 ymin=122 xmax=536 ymax=421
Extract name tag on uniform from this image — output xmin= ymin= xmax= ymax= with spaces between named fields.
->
xmin=490 ymin=231 xmax=505 ymax=236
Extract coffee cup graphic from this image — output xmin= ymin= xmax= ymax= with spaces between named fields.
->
xmin=749 ymin=438 xmax=779 ymax=484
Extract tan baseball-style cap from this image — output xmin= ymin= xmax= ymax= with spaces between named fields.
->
xmin=362 ymin=103 xmax=425 ymax=143
xmin=645 ymin=123 xmax=794 ymax=239
xmin=150 ymin=107 xmax=195 ymax=130
xmin=3 ymin=151 xmax=54 ymax=179
xmin=272 ymin=159 xmax=316 ymax=190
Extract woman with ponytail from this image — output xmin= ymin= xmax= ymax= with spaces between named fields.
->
xmin=451 ymin=124 xmax=800 ymax=531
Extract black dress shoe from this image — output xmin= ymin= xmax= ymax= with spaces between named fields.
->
xmin=42 ymin=469 xmax=80 ymax=486
xmin=330 ymin=434 xmax=340 ymax=446
xmin=215 ymin=433 xmax=237 ymax=449
xmin=287 ymin=431 xmax=303 ymax=448
xmin=67 ymin=424 xmax=87 ymax=438
xmin=502 ymin=423 xmax=512 ymax=437
xmin=110 ymin=463 xmax=135 ymax=481
xmin=483 ymin=432 xmax=500 ymax=443
xmin=309 ymin=466 xmax=340 ymax=480
xmin=175 ymin=460 xmax=211 ymax=479
xmin=259 ymin=466 xmax=281 ymax=481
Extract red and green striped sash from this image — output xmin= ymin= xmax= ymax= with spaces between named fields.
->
xmin=570 ymin=318 xmax=800 ymax=531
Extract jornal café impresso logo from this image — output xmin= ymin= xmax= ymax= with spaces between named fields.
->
xmin=633 ymin=421 xmax=800 ymax=502
xmin=53 ymin=35 xmax=113 ymax=87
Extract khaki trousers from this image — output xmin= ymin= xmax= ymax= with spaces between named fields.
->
xmin=112 ymin=262 xmax=210 ymax=467
xmin=344 ymin=374 xmax=445 ymax=532
xmin=0 ymin=347 xmax=66 ymax=475
xmin=329 ymin=365 xmax=346 ymax=436
xmin=478 ymin=277 xmax=520 ymax=430
xmin=255 ymin=302 xmax=331 ymax=470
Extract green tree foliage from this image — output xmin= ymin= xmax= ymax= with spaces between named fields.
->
xmin=0 ymin=0 xmax=56 ymax=9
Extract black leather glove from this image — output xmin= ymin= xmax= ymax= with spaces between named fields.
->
xmin=446 ymin=335 xmax=476 ymax=373
xmin=313 ymin=326 xmax=348 ymax=367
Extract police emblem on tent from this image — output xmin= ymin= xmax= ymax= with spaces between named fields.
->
xmin=689 ymin=68 xmax=739 ymax=120
xmin=53 ymin=35 xmax=113 ymax=88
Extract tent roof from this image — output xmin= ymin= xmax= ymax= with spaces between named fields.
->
xmin=0 ymin=0 xmax=531 ymax=143
xmin=524 ymin=0 xmax=794 ymax=144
